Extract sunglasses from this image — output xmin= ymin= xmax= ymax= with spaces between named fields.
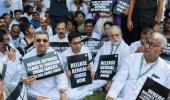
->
xmin=36 ymin=39 xmax=48 ymax=43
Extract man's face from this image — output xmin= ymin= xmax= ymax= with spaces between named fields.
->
xmin=165 ymin=18 xmax=170 ymax=32
xmin=56 ymin=22 xmax=66 ymax=39
xmin=11 ymin=26 xmax=20 ymax=37
xmin=0 ymin=42 xmax=6 ymax=53
xmin=70 ymin=37 xmax=82 ymax=54
xmin=109 ymin=28 xmax=122 ymax=45
xmin=85 ymin=23 xmax=94 ymax=34
xmin=40 ymin=19 xmax=47 ymax=30
xmin=34 ymin=34 xmax=49 ymax=55
xmin=4 ymin=15 xmax=11 ymax=25
xmin=3 ymin=33 xmax=10 ymax=44
xmin=143 ymin=38 xmax=163 ymax=61
xmin=104 ymin=24 xmax=111 ymax=36
xmin=0 ymin=19 xmax=6 ymax=27
xmin=14 ymin=12 xmax=21 ymax=20
xmin=140 ymin=33 xmax=152 ymax=45
xmin=33 ymin=13 xmax=40 ymax=21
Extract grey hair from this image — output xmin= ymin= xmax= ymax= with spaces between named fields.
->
xmin=152 ymin=32 xmax=167 ymax=48
xmin=110 ymin=25 xmax=122 ymax=34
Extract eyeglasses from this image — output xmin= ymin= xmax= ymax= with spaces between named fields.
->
xmin=143 ymin=40 xmax=161 ymax=48
xmin=36 ymin=39 xmax=48 ymax=43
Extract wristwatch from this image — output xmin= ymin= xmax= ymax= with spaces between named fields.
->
xmin=155 ymin=20 xmax=162 ymax=25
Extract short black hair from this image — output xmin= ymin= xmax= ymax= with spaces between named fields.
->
xmin=1 ymin=13 xmax=10 ymax=19
xmin=141 ymin=28 xmax=153 ymax=35
xmin=84 ymin=19 xmax=96 ymax=26
xmin=20 ymin=23 xmax=32 ymax=35
xmin=104 ymin=21 xmax=114 ymax=27
xmin=14 ymin=9 xmax=22 ymax=14
xmin=19 ymin=17 xmax=29 ymax=23
xmin=68 ymin=31 xmax=81 ymax=43
xmin=75 ymin=11 xmax=85 ymax=19
xmin=35 ymin=31 xmax=49 ymax=40
xmin=24 ymin=5 xmax=33 ymax=12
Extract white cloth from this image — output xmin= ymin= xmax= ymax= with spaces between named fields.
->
xmin=107 ymin=53 xmax=170 ymax=100
xmin=22 ymin=47 xmax=68 ymax=100
xmin=94 ymin=40 xmax=130 ymax=72
xmin=61 ymin=46 xmax=94 ymax=100
xmin=129 ymin=41 xmax=141 ymax=54
xmin=36 ymin=25 xmax=53 ymax=37
xmin=49 ymin=34 xmax=68 ymax=42
xmin=10 ymin=0 xmax=23 ymax=13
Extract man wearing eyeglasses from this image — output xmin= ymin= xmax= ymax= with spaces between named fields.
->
xmin=22 ymin=31 xmax=68 ymax=100
xmin=106 ymin=32 xmax=170 ymax=100
xmin=61 ymin=31 xmax=94 ymax=99
xmin=49 ymin=21 xmax=68 ymax=42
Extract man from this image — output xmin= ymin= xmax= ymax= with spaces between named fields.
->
xmin=130 ymin=28 xmax=153 ymax=53
xmin=83 ymin=19 xmax=100 ymax=40
xmin=106 ymin=32 xmax=170 ymax=100
xmin=30 ymin=11 xmax=41 ymax=29
xmin=127 ymin=0 xmax=164 ymax=42
xmin=0 ymin=27 xmax=26 ymax=99
xmin=50 ymin=21 xmax=68 ymax=42
xmin=61 ymin=31 xmax=94 ymax=99
xmin=36 ymin=17 xmax=53 ymax=36
xmin=92 ymin=25 xmax=130 ymax=92
xmin=23 ymin=31 xmax=68 ymax=100
xmin=2 ymin=13 xmax=11 ymax=30
xmin=101 ymin=21 xmax=114 ymax=42
xmin=9 ymin=24 xmax=24 ymax=48
xmin=10 ymin=10 xmax=22 ymax=26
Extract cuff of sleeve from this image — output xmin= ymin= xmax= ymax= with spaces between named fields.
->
xmin=106 ymin=90 xmax=117 ymax=99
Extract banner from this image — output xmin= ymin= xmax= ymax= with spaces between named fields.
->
xmin=136 ymin=77 xmax=170 ymax=100
xmin=95 ymin=54 xmax=118 ymax=80
xmin=113 ymin=0 xmax=130 ymax=15
xmin=23 ymin=51 xmax=64 ymax=80
xmin=50 ymin=42 xmax=69 ymax=53
xmin=25 ymin=42 xmax=34 ymax=54
xmin=90 ymin=0 xmax=113 ymax=12
xmin=67 ymin=53 xmax=92 ymax=88
xmin=82 ymin=38 xmax=102 ymax=57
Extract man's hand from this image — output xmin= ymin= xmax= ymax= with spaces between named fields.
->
xmin=36 ymin=96 xmax=49 ymax=100
xmin=107 ymin=96 xmax=114 ymax=100
xmin=6 ymin=47 xmax=16 ymax=61
xmin=66 ymin=70 xmax=71 ymax=78
xmin=105 ymin=81 xmax=112 ymax=91
xmin=135 ymin=46 xmax=144 ymax=53
xmin=123 ymin=8 xmax=129 ymax=15
xmin=24 ymin=75 xmax=37 ymax=85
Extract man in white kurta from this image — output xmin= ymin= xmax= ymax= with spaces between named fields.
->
xmin=61 ymin=31 xmax=94 ymax=100
xmin=22 ymin=31 xmax=68 ymax=100
xmin=107 ymin=32 xmax=170 ymax=100
xmin=130 ymin=28 xmax=153 ymax=54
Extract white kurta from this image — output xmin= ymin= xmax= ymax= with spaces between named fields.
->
xmin=130 ymin=41 xmax=141 ymax=54
xmin=61 ymin=46 xmax=93 ymax=100
xmin=36 ymin=26 xmax=53 ymax=37
xmin=22 ymin=47 xmax=68 ymax=100
xmin=107 ymin=53 xmax=170 ymax=100
xmin=94 ymin=40 xmax=130 ymax=72
xmin=49 ymin=34 xmax=68 ymax=43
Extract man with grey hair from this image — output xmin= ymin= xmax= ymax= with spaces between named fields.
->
xmin=88 ymin=25 xmax=130 ymax=92
xmin=106 ymin=32 xmax=170 ymax=100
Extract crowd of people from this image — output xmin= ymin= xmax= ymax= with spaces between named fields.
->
xmin=0 ymin=0 xmax=170 ymax=100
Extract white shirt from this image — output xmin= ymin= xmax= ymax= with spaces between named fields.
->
xmin=107 ymin=53 xmax=170 ymax=100
xmin=130 ymin=41 xmax=141 ymax=54
xmin=36 ymin=25 xmax=53 ymax=37
xmin=94 ymin=40 xmax=130 ymax=72
xmin=22 ymin=47 xmax=68 ymax=100
xmin=49 ymin=34 xmax=68 ymax=42
xmin=61 ymin=46 xmax=94 ymax=100
xmin=10 ymin=0 xmax=23 ymax=13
